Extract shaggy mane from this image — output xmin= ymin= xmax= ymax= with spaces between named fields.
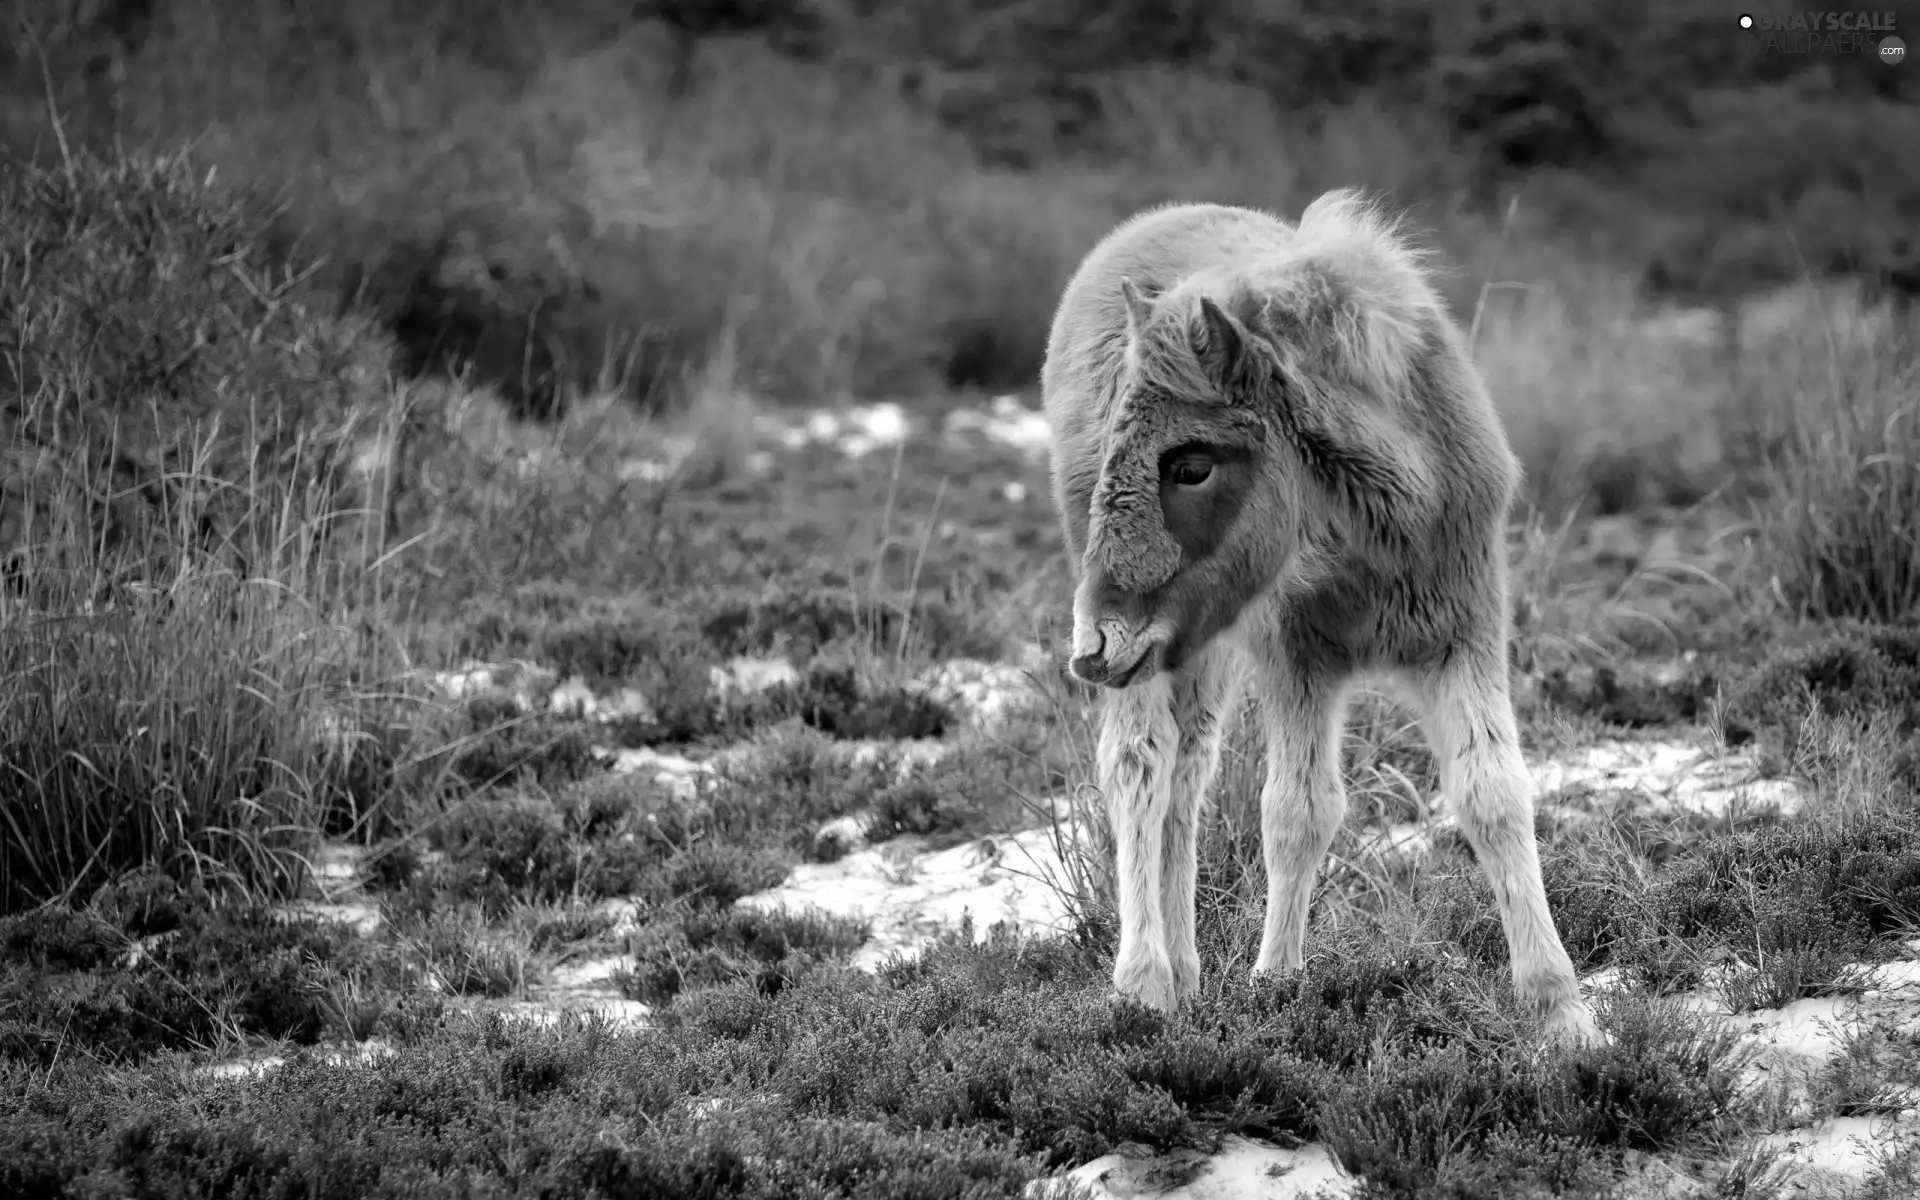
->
xmin=1271 ymin=188 xmax=1444 ymax=400
xmin=1121 ymin=189 xmax=1448 ymax=407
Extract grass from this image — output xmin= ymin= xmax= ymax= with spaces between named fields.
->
xmin=0 ymin=920 xmax=1756 ymax=1199
xmin=1747 ymin=329 xmax=1920 ymax=625
xmin=4 ymin=11 xmax=1920 ymax=1195
xmin=0 ymin=871 xmax=397 ymax=1066
xmin=0 ymin=151 xmax=413 ymax=908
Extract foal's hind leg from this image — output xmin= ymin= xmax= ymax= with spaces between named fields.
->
xmin=1415 ymin=649 xmax=1602 ymax=1045
xmin=1095 ymin=670 xmax=1182 ymax=1010
xmin=1249 ymin=660 xmax=1351 ymax=977
xmin=1157 ymin=642 xmax=1242 ymax=1003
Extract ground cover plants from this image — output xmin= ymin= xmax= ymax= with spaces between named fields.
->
xmin=6 ymin=4 xmax=1920 ymax=1197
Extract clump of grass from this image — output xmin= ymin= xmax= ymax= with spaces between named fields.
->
xmin=2 ymin=522 xmax=336 ymax=910
xmin=400 ymin=907 xmax=531 ymax=998
xmin=1737 ymin=282 xmax=1920 ymax=624
xmin=451 ymin=700 xmax=604 ymax=790
xmin=866 ymin=723 xmax=1073 ymax=851
xmin=1622 ymin=814 xmax=1920 ymax=1009
xmin=0 ymin=149 xmax=432 ymax=911
xmin=419 ymin=792 xmax=604 ymax=916
xmin=1814 ymin=1020 xmax=1920 ymax=1124
xmin=1720 ymin=623 xmax=1920 ymax=799
xmin=702 ymin=585 xmax=1006 ymax=666
xmin=396 ymin=777 xmax=673 ymax=920
xmin=1505 ymin=505 xmax=1729 ymax=677
xmin=0 ymin=149 xmax=392 ymax=467
xmin=449 ymin=587 xmax=716 ymax=717
xmin=696 ymin=726 xmax=908 ymax=854
xmin=756 ymin=662 xmax=955 ymax=742
xmin=442 ymin=582 xmax=968 ymax=748
xmin=316 ymin=688 xmax=470 ymax=843
xmin=1418 ymin=806 xmax=1920 ymax=1013
xmin=618 ymin=904 xmax=869 ymax=1005
xmin=527 ymin=905 xmax=622 ymax=954
xmin=660 ymin=840 xmax=795 ymax=909
xmin=0 ymin=877 xmax=390 ymax=1065
xmin=1855 ymin=1148 xmax=1920 ymax=1200
xmin=397 ymin=727 xmax=918 ymax=932
xmin=1317 ymin=986 xmax=1742 ymax=1195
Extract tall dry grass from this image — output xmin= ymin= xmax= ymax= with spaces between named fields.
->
xmin=0 ymin=149 xmax=451 ymax=912
xmin=0 ymin=413 xmax=411 ymax=910
xmin=1731 ymin=281 xmax=1920 ymax=624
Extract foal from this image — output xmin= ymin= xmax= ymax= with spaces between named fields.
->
xmin=1041 ymin=191 xmax=1600 ymax=1045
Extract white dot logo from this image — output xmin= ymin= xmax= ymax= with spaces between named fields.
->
xmin=1738 ymin=13 xmax=1754 ymax=29
xmin=1882 ymin=36 xmax=1907 ymax=65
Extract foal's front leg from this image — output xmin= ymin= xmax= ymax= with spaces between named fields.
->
xmin=1250 ymin=664 xmax=1349 ymax=978
xmin=1097 ymin=672 xmax=1182 ymax=1010
xmin=1157 ymin=644 xmax=1241 ymax=1003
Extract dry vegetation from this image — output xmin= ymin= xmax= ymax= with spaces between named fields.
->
xmin=4 ymin=2 xmax=1920 ymax=1197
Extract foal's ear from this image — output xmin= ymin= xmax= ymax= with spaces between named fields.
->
xmin=1193 ymin=295 xmax=1248 ymax=385
xmin=1118 ymin=276 xmax=1153 ymax=340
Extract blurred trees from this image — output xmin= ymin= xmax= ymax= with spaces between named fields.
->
xmin=9 ymin=0 xmax=1912 ymax=411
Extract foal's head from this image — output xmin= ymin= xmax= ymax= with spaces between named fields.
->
xmin=1065 ymin=274 xmax=1313 ymax=689
xmin=1065 ymin=203 xmax=1441 ymax=691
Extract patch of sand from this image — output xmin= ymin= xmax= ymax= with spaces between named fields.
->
xmin=906 ymin=656 xmax=1048 ymax=734
xmin=1029 ymin=1137 xmax=1354 ymax=1200
xmin=1535 ymin=738 xmax=1803 ymax=820
xmin=285 ymin=899 xmax=382 ymax=937
xmin=1360 ymin=736 xmax=1804 ymax=867
xmin=1755 ymin=1115 xmax=1920 ymax=1195
xmin=745 ymin=395 xmax=1053 ymax=462
xmin=199 ymin=1038 xmax=398 ymax=1081
xmin=943 ymin=394 xmax=1053 ymax=458
xmin=735 ymin=826 xmax=1078 ymax=973
xmin=498 ymin=997 xmax=651 ymax=1031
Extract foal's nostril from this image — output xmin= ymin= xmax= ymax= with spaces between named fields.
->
xmin=1069 ymin=653 xmax=1110 ymax=685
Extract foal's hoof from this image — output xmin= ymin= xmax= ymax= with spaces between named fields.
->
xmin=1543 ymin=1001 xmax=1608 ymax=1049
xmin=1112 ymin=955 xmax=1179 ymax=1013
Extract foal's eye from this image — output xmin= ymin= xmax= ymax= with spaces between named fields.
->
xmin=1169 ymin=457 xmax=1213 ymax=487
